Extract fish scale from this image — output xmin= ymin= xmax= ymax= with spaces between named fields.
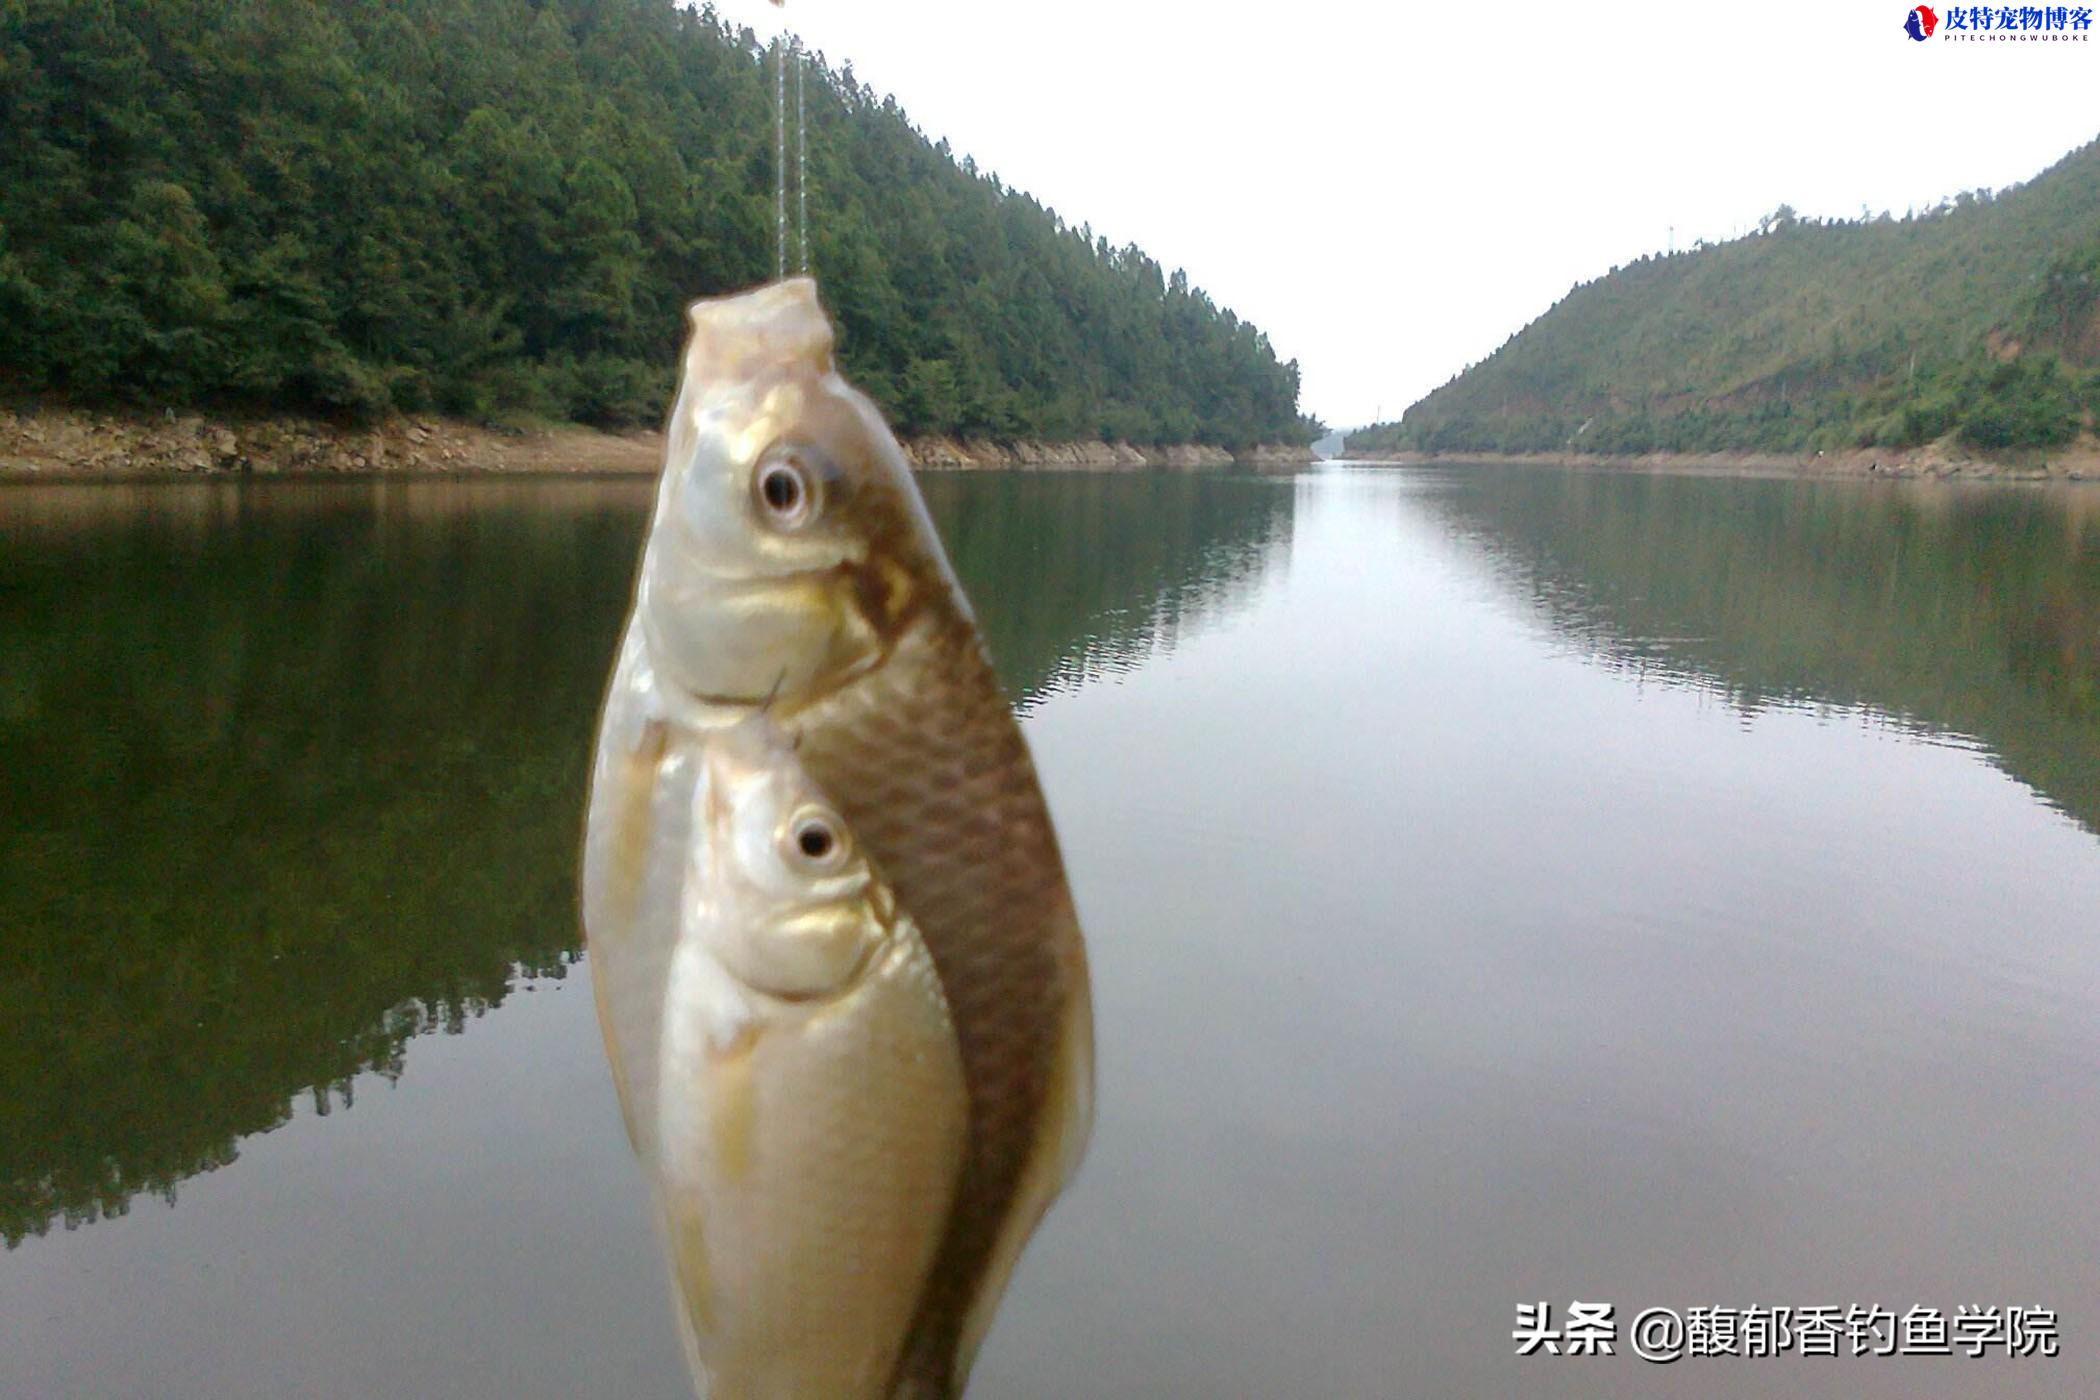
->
xmin=788 ymin=604 xmax=1084 ymax=1396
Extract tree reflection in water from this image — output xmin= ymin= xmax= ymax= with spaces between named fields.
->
xmin=0 ymin=472 xmax=1295 ymax=1245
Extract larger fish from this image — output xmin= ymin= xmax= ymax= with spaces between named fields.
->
xmin=583 ymin=278 xmax=1094 ymax=1398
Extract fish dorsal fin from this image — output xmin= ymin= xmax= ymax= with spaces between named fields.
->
xmin=683 ymin=277 xmax=834 ymax=386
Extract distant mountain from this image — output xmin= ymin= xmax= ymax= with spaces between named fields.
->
xmin=1350 ymin=136 xmax=2100 ymax=457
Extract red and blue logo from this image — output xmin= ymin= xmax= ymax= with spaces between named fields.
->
xmin=1904 ymin=5 xmax=1940 ymax=38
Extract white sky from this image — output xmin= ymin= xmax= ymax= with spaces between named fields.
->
xmin=708 ymin=0 xmax=2100 ymax=428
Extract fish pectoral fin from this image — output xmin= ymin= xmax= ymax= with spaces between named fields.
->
xmin=951 ymin=929 xmax=1096 ymax=1387
xmin=1047 ymin=937 xmax=1097 ymax=1197
xmin=591 ymin=972 xmax=645 ymax=1155
xmin=656 ymin=1185 xmax=715 ymax=1400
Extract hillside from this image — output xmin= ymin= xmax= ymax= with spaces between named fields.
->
xmin=1351 ymin=136 xmax=2100 ymax=458
xmin=0 ymin=0 xmax=1312 ymax=446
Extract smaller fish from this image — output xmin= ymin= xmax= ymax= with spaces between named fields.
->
xmin=652 ymin=717 xmax=968 ymax=1399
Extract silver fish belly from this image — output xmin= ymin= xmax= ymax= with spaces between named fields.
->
xmin=587 ymin=708 xmax=966 ymax=1399
xmin=584 ymin=278 xmax=1093 ymax=1398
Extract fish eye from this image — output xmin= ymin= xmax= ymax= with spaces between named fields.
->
xmin=753 ymin=451 xmax=819 ymax=530
xmin=782 ymin=806 xmax=850 ymax=873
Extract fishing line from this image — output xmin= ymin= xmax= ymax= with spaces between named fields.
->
xmin=774 ymin=36 xmax=787 ymax=280
xmin=769 ymin=1 xmax=809 ymax=282
xmin=796 ymin=39 xmax=808 ymax=276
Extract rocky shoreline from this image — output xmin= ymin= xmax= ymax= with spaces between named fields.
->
xmin=902 ymin=435 xmax=1310 ymax=471
xmin=0 ymin=406 xmax=1312 ymax=480
xmin=1335 ymin=439 xmax=2100 ymax=482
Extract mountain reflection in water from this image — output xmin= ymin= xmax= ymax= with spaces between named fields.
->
xmin=1414 ymin=467 xmax=2100 ymax=836
xmin=0 ymin=473 xmax=1293 ymax=1246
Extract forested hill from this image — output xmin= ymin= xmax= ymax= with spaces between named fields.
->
xmin=0 ymin=0 xmax=1312 ymax=446
xmin=1350 ymin=136 xmax=2100 ymax=458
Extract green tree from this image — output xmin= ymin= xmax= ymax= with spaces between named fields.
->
xmin=0 ymin=0 xmax=1311 ymax=441
xmin=1352 ymin=135 xmax=2100 ymax=458
xmin=102 ymin=180 xmax=229 ymax=398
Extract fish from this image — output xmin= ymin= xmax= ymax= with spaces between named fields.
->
xmin=652 ymin=716 xmax=967 ymax=1398
xmin=582 ymin=277 xmax=1094 ymax=1398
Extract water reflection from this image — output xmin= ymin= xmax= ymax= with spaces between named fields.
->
xmin=919 ymin=472 xmax=1295 ymax=711
xmin=0 ymin=482 xmax=640 ymax=1247
xmin=1415 ymin=467 xmax=2100 ymax=835
xmin=11 ymin=470 xmax=2100 ymax=1399
xmin=0 ymin=472 xmax=1292 ymax=1246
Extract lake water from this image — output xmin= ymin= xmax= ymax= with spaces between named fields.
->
xmin=3 ymin=466 xmax=2097 ymax=1398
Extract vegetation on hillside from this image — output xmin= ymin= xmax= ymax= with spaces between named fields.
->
xmin=0 ymin=0 xmax=1313 ymax=445
xmin=1351 ymin=137 xmax=2100 ymax=457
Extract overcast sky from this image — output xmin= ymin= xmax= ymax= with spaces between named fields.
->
xmin=708 ymin=0 xmax=2099 ymax=428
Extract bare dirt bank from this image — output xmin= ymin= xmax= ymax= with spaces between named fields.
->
xmin=1334 ymin=437 xmax=2100 ymax=482
xmin=0 ymin=406 xmax=662 ymax=478
xmin=901 ymin=435 xmax=1310 ymax=471
xmin=0 ymin=406 xmax=1311 ymax=480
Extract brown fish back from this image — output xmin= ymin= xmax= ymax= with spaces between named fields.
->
xmin=786 ymin=595 xmax=1083 ymax=1397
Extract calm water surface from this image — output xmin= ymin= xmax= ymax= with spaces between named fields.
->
xmin=3 ymin=466 xmax=2097 ymax=1398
